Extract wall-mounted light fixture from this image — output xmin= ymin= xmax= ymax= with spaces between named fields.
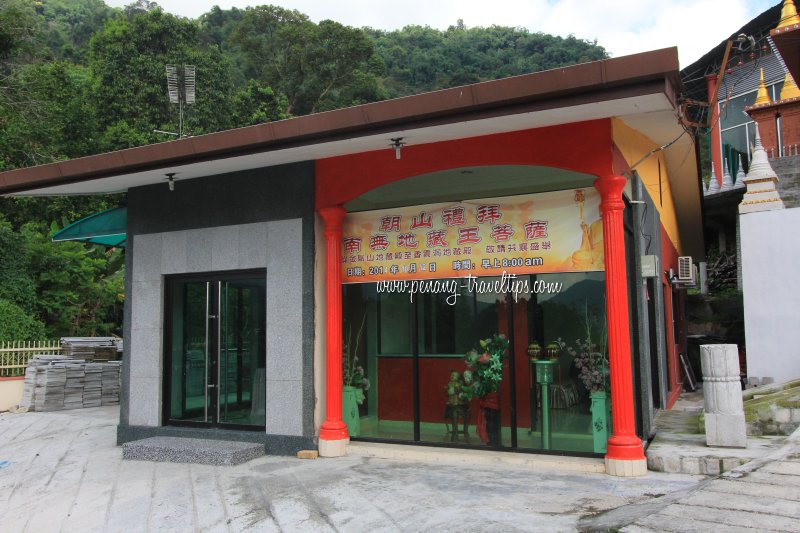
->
xmin=165 ymin=172 xmax=176 ymax=192
xmin=390 ymin=137 xmax=405 ymax=160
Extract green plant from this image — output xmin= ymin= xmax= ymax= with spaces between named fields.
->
xmin=462 ymin=334 xmax=509 ymax=400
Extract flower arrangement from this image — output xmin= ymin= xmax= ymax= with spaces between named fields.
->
xmin=343 ymin=313 xmax=370 ymax=404
xmin=556 ymin=302 xmax=610 ymax=394
xmin=561 ymin=337 xmax=609 ymax=393
xmin=461 ymin=334 xmax=509 ymax=400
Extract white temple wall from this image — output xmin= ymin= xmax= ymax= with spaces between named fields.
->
xmin=740 ymin=206 xmax=800 ymax=384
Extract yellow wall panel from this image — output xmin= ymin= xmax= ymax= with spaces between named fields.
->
xmin=612 ymin=118 xmax=682 ymax=253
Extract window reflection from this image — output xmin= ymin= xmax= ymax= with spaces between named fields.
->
xmin=342 ymin=271 xmax=612 ymax=455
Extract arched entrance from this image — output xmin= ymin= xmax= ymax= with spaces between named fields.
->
xmin=338 ymin=165 xmax=607 ymax=454
xmin=316 ymin=122 xmax=646 ymax=475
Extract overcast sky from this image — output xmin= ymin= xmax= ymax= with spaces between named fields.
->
xmin=105 ymin=0 xmax=777 ymax=67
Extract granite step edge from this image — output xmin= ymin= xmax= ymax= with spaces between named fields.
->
xmin=122 ymin=436 xmax=265 ymax=466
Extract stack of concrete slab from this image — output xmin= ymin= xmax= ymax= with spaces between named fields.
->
xmin=20 ymin=367 xmax=38 ymax=409
xmin=60 ymin=337 xmax=121 ymax=361
xmin=83 ymin=363 xmax=103 ymax=408
xmin=19 ymin=355 xmax=121 ymax=411
xmin=34 ymin=365 xmax=67 ymax=412
xmin=20 ymin=355 xmax=70 ymax=409
xmin=101 ymin=361 xmax=121 ymax=406
xmin=64 ymin=363 xmax=86 ymax=410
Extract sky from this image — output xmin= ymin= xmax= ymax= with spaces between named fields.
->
xmin=105 ymin=0 xmax=778 ymax=67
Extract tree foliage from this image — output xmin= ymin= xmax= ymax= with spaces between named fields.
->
xmin=0 ymin=1 xmax=607 ymax=340
xmin=368 ymin=21 xmax=607 ymax=96
xmin=231 ymin=6 xmax=385 ymax=114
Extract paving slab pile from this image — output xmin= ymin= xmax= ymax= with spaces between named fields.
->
xmin=60 ymin=337 xmax=120 ymax=361
xmin=19 ymin=356 xmax=120 ymax=412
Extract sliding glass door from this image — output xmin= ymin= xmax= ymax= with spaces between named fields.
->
xmin=165 ymin=271 xmax=266 ymax=429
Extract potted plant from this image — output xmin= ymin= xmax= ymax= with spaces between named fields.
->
xmin=462 ymin=334 xmax=509 ymax=446
xmin=564 ymin=321 xmax=610 ymax=453
xmin=342 ymin=314 xmax=369 ymax=437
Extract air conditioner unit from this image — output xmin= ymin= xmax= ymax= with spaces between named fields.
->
xmin=674 ymin=256 xmax=697 ymax=288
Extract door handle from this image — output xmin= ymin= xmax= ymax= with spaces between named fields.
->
xmin=207 ymin=384 xmax=216 ymax=388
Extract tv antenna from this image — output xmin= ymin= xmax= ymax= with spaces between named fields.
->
xmin=156 ymin=64 xmax=195 ymax=139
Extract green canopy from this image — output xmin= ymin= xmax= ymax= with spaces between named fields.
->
xmin=52 ymin=207 xmax=127 ymax=248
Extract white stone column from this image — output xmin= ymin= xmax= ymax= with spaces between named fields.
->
xmin=701 ymin=344 xmax=746 ymax=448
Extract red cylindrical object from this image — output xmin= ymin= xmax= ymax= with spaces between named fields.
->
xmin=594 ymin=175 xmax=646 ymax=461
xmin=318 ymin=206 xmax=349 ymax=442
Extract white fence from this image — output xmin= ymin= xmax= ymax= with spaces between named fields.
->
xmin=0 ymin=340 xmax=62 ymax=378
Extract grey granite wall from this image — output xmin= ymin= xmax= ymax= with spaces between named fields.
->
xmin=119 ymin=163 xmax=316 ymax=454
xmin=632 ymin=174 xmax=668 ymax=437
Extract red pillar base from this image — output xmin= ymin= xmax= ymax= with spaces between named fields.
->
xmin=606 ymin=427 xmax=647 ymax=477
xmin=319 ymin=433 xmax=349 ymax=458
xmin=605 ymin=457 xmax=648 ymax=477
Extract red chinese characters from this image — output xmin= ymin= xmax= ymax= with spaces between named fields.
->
xmin=370 ymin=234 xmax=390 ymax=251
xmin=380 ymin=215 xmax=401 ymax=232
xmin=426 ymin=229 xmax=448 ymax=247
xmin=457 ymin=226 xmax=481 ymax=245
xmin=523 ymin=220 xmax=548 ymax=239
xmin=476 ymin=204 xmax=502 ymax=225
xmin=490 ymin=223 xmax=514 ymax=242
xmin=441 ymin=207 xmax=466 ymax=227
xmin=410 ymin=212 xmax=433 ymax=229
xmin=343 ymin=237 xmax=361 ymax=253
xmin=397 ymin=233 xmax=419 ymax=248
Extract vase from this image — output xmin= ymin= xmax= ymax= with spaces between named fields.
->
xmin=590 ymin=390 xmax=611 ymax=453
xmin=483 ymin=407 xmax=501 ymax=446
xmin=342 ymin=385 xmax=361 ymax=438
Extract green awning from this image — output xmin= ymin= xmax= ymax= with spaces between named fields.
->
xmin=52 ymin=207 xmax=127 ymax=248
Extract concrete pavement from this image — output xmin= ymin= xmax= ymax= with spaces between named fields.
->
xmin=580 ymin=424 xmax=800 ymax=532
xmin=0 ymin=406 xmax=704 ymax=533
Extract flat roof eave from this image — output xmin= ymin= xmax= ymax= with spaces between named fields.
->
xmin=0 ymin=47 xmax=683 ymax=196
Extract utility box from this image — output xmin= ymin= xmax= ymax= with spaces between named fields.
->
xmin=641 ymin=255 xmax=659 ymax=278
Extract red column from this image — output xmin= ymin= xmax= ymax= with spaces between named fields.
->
xmin=594 ymin=175 xmax=646 ymax=475
xmin=706 ymin=73 xmax=723 ymax=185
xmin=318 ymin=206 xmax=349 ymax=453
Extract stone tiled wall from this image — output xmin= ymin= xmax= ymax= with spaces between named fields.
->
xmin=127 ymin=221 xmax=304 ymax=436
xmin=119 ymin=163 xmax=316 ymax=450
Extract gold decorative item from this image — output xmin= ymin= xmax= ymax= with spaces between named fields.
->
xmin=545 ymin=341 xmax=561 ymax=360
xmin=527 ymin=341 xmax=542 ymax=361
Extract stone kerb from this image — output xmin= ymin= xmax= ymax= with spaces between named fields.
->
xmin=701 ymin=344 xmax=747 ymax=448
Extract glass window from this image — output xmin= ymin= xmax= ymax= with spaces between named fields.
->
xmin=719 ymin=91 xmax=756 ymax=130
xmin=342 ymin=270 xmax=611 ymax=455
xmin=722 ymin=125 xmax=755 ymax=176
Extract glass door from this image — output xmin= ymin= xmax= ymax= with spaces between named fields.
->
xmin=165 ymin=271 xmax=266 ymax=429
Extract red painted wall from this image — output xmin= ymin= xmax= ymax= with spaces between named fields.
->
xmin=375 ymin=299 xmax=537 ymax=429
xmin=660 ymin=224 xmax=683 ymax=409
xmin=315 ymin=120 xmax=614 ymax=209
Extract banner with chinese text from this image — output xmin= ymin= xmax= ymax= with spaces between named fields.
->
xmin=341 ymin=188 xmax=604 ymax=283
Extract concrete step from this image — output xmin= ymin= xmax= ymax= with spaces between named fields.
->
xmin=645 ymin=432 xmax=784 ymax=475
xmin=348 ymin=441 xmax=606 ymax=473
xmin=122 ymin=436 xmax=264 ymax=466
